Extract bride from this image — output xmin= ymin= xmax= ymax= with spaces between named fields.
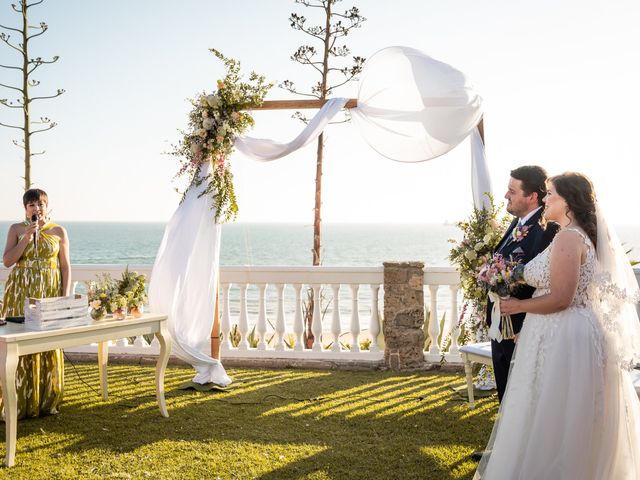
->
xmin=475 ymin=172 xmax=640 ymax=479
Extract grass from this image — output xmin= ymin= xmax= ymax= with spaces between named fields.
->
xmin=0 ymin=363 xmax=498 ymax=480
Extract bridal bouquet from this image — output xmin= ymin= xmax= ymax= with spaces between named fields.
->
xmin=477 ymin=253 xmax=526 ymax=341
xmin=449 ymin=194 xmax=511 ymax=342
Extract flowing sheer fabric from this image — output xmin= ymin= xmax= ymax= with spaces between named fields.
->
xmin=593 ymin=204 xmax=640 ymax=369
xmin=234 ymin=98 xmax=348 ymax=161
xmin=237 ymin=46 xmax=490 ymax=208
xmin=149 ymin=162 xmax=231 ymax=386
xmin=350 ymin=46 xmax=483 ymax=163
xmin=475 ymin=226 xmax=640 ymax=479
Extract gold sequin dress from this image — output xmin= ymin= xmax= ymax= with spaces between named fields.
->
xmin=0 ymin=221 xmax=64 ymax=419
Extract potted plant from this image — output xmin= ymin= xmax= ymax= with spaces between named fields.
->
xmin=118 ymin=267 xmax=148 ymax=318
xmin=109 ymin=293 xmax=128 ymax=320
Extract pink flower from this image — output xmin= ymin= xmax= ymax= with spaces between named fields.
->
xmin=512 ymin=225 xmax=530 ymax=242
xmin=217 ymin=80 xmax=225 ymax=89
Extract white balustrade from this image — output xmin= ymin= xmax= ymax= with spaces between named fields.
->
xmin=256 ymin=284 xmax=267 ymax=351
xmin=350 ymin=285 xmax=360 ymax=353
xmin=293 ymin=284 xmax=304 ymax=352
xmin=12 ymin=263 xmax=634 ymax=364
xmin=220 ymin=283 xmax=231 ymax=351
xmin=274 ymin=284 xmax=285 ymax=351
xmin=237 ymin=284 xmax=249 ymax=351
xmin=427 ymin=285 xmax=440 ymax=357
xmin=369 ymin=284 xmax=381 ymax=353
xmin=330 ymin=284 xmax=341 ymax=352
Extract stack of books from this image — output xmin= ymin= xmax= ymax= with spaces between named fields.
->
xmin=24 ymin=294 xmax=91 ymax=330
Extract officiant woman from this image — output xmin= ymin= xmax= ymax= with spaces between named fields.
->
xmin=0 ymin=188 xmax=70 ymax=419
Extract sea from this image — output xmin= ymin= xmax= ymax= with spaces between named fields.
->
xmin=0 ymin=222 xmax=464 ymax=267
xmin=2 ymin=221 xmax=640 ymax=267
xmin=2 ymin=222 xmax=640 ymax=328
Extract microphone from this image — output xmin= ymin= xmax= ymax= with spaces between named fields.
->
xmin=31 ymin=214 xmax=38 ymax=251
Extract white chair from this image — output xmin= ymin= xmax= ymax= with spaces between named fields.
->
xmin=459 ymin=342 xmax=492 ymax=408
xmin=461 ymin=344 xmax=640 ymax=408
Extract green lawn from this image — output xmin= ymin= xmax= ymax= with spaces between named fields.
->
xmin=0 ymin=363 xmax=497 ymax=479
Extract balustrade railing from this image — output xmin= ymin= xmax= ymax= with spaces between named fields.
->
xmin=3 ymin=264 xmax=640 ymax=365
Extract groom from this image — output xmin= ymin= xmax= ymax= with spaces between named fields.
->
xmin=487 ymin=165 xmax=559 ymax=402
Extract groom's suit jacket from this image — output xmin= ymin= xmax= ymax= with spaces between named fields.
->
xmin=486 ymin=208 xmax=559 ymax=335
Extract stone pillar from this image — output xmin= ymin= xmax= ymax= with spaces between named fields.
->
xmin=383 ymin=261 xmax=425 ymax=370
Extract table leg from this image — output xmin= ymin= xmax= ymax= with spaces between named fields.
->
xmin=1 ymin=343 xmax=19 ymax=467
xmin=155 ymin=323 xmax=171 ymax=417
xmin=463 ymin=353 xmax=475 ymax=409
xmin=97 ymin=341 xmax=108 ymax=401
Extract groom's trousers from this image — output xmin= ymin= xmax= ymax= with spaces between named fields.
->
xmin=491 ymin=337 xmax=516 ymax=403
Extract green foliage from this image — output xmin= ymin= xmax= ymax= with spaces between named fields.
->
xmin=88 ymin=268 xmax=147 ymax=315
xmin=87 ymin=273 xmax=117 ymax=314
xmin=173 ymin=49 xmax=273 ymax=223
xmin=117 ymin=266 xmax=147 ymax=308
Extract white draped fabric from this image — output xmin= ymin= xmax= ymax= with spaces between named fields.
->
xmin=349 ymin=46 xmax=482 ymax=163
xmin=235 ymin=98 xmax=348 ymax=161
xmin=150 ymin=46 xmax=489 ymax=384
xmin=149 ymin=162 xmax=231 ymax=386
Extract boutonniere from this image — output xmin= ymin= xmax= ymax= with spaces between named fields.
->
xmin=511 ymin=224 xmax=530 ymax=242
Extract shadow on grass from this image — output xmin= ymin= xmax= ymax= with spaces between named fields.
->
xmin=0 ymin=363 xmax=498 ymax=480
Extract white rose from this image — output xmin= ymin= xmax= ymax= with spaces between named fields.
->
xmin=206 ymin=95 xmax=220 ymax=108
xmin=202 ymin=117 xmax=215 ymax=130
xmin=196 ymin=128 xmax=207 ymax=138
xmin=190 ymin=141 xmax=203 ymax=154
xmin=474 ymin=242 xmax=485 ymax=251
xmin=483 ymin=234 xmax=492 ymax=243
xmin=199 ymin=95 xmax=208 ymax=107
xmin=464 ymin=250 xmax=477 ymax=260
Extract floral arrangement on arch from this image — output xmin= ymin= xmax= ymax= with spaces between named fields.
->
xmin=172 ymin=49 xmax=272 ymax=223
xmin=448 ymin=194 xmax=511 ymax=343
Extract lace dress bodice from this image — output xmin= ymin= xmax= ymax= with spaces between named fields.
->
xmin=524 ymin=227 xmax=597 ymax=307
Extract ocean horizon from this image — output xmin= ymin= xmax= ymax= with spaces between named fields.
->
xmin=2 ymin=221 xmax=640 ymax=267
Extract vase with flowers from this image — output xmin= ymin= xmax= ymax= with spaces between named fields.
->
xmin=117 ymin=267 xmax=147 ymax=318
xmin=87 ymin=274 xmax=115 ymax=321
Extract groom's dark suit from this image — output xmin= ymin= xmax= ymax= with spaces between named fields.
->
xmin=487 ymin=207 xmax=559 ymax=402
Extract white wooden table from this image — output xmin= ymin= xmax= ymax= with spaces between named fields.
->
xmin=0 ymin=313 xmax=171 ymax=467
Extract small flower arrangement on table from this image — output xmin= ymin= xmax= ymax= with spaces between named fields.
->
xmin=87 ymin=274 xmax=116 ymax=320
xmin=87 ymin=268 xmax=148 ymax=320
xmin=118 ymin=267 xmax=147 ymax=318
xmin=477 ymin=253 xmax=526 ymax=341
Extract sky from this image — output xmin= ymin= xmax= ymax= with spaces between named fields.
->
xmin=0 ymin=0 xmax=639 ymax=224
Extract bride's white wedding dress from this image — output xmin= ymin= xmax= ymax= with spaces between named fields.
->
xmin=476 ymin=228 xmax=640 ymax=479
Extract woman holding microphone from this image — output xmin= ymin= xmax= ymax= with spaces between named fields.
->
xmin=1 ymin=188 xmax=70 ymax=419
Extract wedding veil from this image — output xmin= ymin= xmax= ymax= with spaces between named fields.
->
xmin=593 ymin=204 xmax=640 ymax=369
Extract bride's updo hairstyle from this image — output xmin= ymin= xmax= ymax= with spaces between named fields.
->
xmin=549 ymin=172 xmax=597 ymax=249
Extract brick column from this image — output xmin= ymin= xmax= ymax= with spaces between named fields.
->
xmin=383 ymin=261 xmax=426 ymax=370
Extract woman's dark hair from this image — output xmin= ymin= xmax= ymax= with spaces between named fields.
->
xmin=22 ymin=188 xmax=48 ymax=208
xmin=549 ymin=172 xmax=597 ymax=248
xmin=510 ymin=165 xmax=548 ymax=206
